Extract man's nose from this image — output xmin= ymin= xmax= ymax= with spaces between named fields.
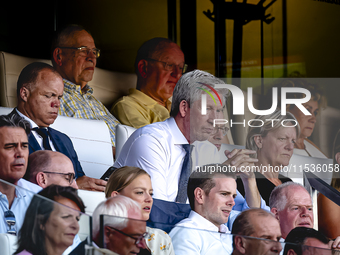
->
xmin=171 ymin=65 xmax=182 ymax=80
xmin=137 ymin=239 xmax=148 ymax=249
xmin=271 ymin=241 xmax=283 ymax=253
xmin=71 ymin=179 xmax=79 ymax=189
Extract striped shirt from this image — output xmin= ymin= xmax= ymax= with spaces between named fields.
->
xmin=59 ymin=79 xmax=120 ymax=146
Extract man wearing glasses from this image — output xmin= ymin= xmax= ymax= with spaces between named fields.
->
xmin=92 ymin=195 xmax=148 ymax=255
xmin=111 ymin=37 xmax=186 ymax=128
xmin=26 ymin=150 xmax=78 ymax=189
xmin=52 ymin=25 xmax=120 ymax=158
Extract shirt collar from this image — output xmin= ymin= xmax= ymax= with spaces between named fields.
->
xmin=129 ymin=89 xmax=171 ymax=108
xmin=166 ymin=117 xmax=188 ymax=145
xmin=63 ymin=79 xmax=93 ymax=95
xmin=15 ymin=108 xmax=38 ymax=129
xmin=188 ymin=211 xmax=229 ymax=233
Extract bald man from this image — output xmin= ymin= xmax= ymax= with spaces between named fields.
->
xmin=26 ymin=150 xmax=78 ymax=189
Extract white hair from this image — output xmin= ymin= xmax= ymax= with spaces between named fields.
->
xmin=170 ymin=69 xmax=229 ymax=117
xmin=92 ymin=195 xmax=141 ymax=239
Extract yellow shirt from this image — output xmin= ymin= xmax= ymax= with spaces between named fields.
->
xmin=111 ymin=89 xmax=171 ymax=129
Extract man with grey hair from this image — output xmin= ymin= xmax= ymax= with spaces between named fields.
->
xmin=231 ymin=208 xmax=282 ymax=255
xmin=92 ymin=195 xmax=148 ymax=255
xmin=114 ymin=70 xmax=260 ymax=206
xmin=25 ymin=150 xmax=78 ymax=189
xmin=111 ymin=37 xmax=185 ymax=128
xmin=269 ymin=182 xmax=314 ymax=240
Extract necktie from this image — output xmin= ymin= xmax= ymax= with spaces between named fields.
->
xmin=33 ymin=127 xmax=52 ymax=150
xmin=176 ymin=144 xmax=193 ymax=203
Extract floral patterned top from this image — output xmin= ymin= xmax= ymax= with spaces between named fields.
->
xmin=146 ymin=226 xmax=174 ymax=255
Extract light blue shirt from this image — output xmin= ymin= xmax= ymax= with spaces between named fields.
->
xmin=0 ymin=181 xmax=35 ymax=234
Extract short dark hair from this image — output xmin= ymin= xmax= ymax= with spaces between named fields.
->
xmin=17 ymin=62 xmax=59 ymax=99
xmin=15 ymin=185 xmax=85 ymax=255
xmin=187 ymin=165 xmax=236 ymax=210
xmin=134 ymin=37 xmax=174 ymax=77
xmin=283 ymin=227 xmax=329 ymax=255
xmin=231 ymin=208 xmax=277 ymax=250
xmin=0 ymin=114 xmax=31 ymax=135
xmin=25 ymin=151 xmax=52 ymax=183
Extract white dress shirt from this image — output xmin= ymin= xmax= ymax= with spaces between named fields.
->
xmin=16 ymin=108 xmax=56 ymax=151
xmin=169 ymin=211 xmax=235 ymax=255
xmin=114 ymin=117 xmax=188 ymax=201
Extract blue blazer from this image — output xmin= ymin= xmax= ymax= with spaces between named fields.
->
xmin=10 ymin=109 xmax=85 ymax=178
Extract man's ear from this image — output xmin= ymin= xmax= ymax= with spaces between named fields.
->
xmin=287 ymin=249 xmax=298 ymax=255
xmin=36 ymin=172 xmax=48 ymax=188
xmin=137 ymin=59 xmax=148 ymax=78
xmin=19 ymin=86 xmax=30 ymax=103
xmin=270 ymin=208 xmax=280 ymax=221
xmin=53 ymin=48 xmax=63 ymax=66
xmin=194 ymin=187 xmax=205 ymax=205
xmin=253 ymin=135 xmax=263 ymax=149
xmin=234 ymin=236 xmax=246 ymax=254
xmin=103 ymin=226 xmax=112 ymax=248
xmin=179 ymin=100 xmax=189 ymax=118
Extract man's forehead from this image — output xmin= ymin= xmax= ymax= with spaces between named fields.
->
xmin=285 ymin=187 xmax=312 ymax=206
xmin=0 ymin=127 xmax=28 ymax=142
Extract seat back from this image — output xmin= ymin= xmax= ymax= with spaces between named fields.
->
xmin=0 ymin=107 xmax=113 ymax=179
xmin=115 ymin=124 xmax=137 ymax=158
xmin=0 ymin=51 xmax=137 ymax=108
xmin=0 ymin=233 xmax=18 ymax=255
xmin=77 ymin=190 xmax=107 ymax=242
xmin=51 ymin=116 xmax=113 ymax=179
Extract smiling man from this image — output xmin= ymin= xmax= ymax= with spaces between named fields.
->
xmin=111 ymin=37 xmax=185 ymax=128
xmin=169 ymin=170 xmax=239 ymax=255
xmin=52 ymin=25 xmax=120 ymax=158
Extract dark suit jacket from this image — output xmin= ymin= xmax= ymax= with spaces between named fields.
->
xmin=10 ymin=109 xmax=85 ymax=178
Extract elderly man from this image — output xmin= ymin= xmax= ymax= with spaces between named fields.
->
xmin=169 ymin=170 xmax=239 ymax=255
xmin=114 ymin=70 xmax=260 ymax=208
xmin=231 ymin=208 xmax=282 ymax=255
xmin=111 ymin=37 xmax=185 ymax=128
xmin=269 ymin=182 xmax=340 ymax=251
xmin=51 ymin=25 xmax=119 ymax=157
xmin=0 ymin=114 xmax=39 ymax=234
xmin=26 ymin=150 xmax=78 ymax=189
xmin=92 ymin=195 xmax=148 ymax=255
xmin=284 ymin=227 xmax=333 ymax=255
xmin=269 ymin=182 xmax=314 ymax=240
xmin=12 ymin=61 xmax=106 ymax=191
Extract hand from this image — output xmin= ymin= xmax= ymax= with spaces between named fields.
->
xmin=223 ymin=149 xmax=258 ymax=175
xmin=329 ymin=236 xmax=340 ymax=250
xmin=76 ymin=176 xmax=107 ymax=192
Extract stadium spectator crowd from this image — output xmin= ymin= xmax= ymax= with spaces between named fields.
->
xmin=1 ymin=24 xmax=340 ymax=255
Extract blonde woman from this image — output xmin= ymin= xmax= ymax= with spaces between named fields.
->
xmin=105 ymin=166 xmax=174 ymax=255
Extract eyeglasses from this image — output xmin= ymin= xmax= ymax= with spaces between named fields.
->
xmin=4 ymin=210 xmax=16 ymax=235
xmin=59 ymin=46 xmax=101 ymax=58
xmin=43 ymin=171 xmax=76 ymax=185
xmin=212 ymin=125 xmax=229 ymax=137
xmin=146 ymin=58 xmax=188 ymax=74
xmin=107 ymin=226 xmax=150 ymax=245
